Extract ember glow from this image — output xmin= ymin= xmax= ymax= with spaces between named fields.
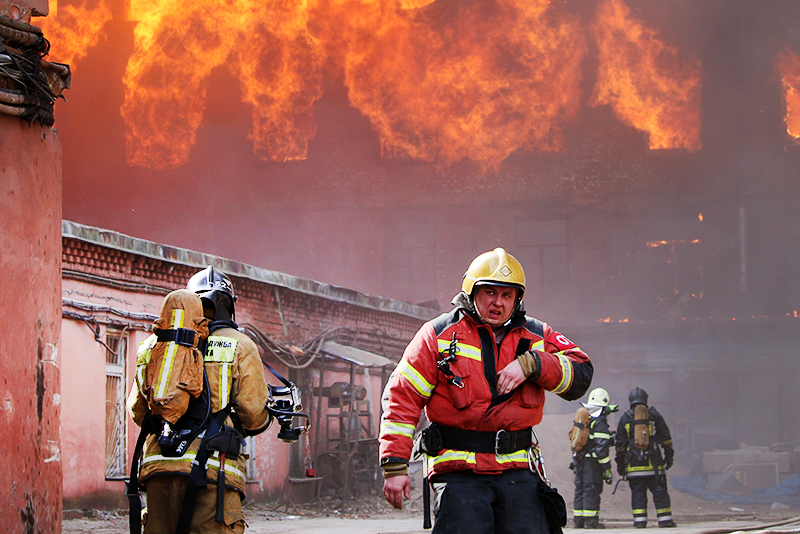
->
xmin=41 ymin=0 xmax=702 ymax=170
xmin=591 ymin=0 xmax=701 ymax=151
xmin=777 ymin=47 xmax=800 ymax=140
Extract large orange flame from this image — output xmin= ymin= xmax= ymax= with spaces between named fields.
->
xmin=121 ymin=0 xmax=326 ymax=169
xmin=310 ymin=0 xmax=586 ymax=172
xmin=40 ymin=0 xmax=702 ymax=170
xmin=591 ymin=0 xmax=701 ymax=151
xmin=37 ymin=0 xmax=113 ymax=69
xmin=777 ymin=47 xmax=800 ymax=140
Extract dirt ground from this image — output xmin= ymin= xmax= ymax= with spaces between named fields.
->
xmin=63 ymin=414 xmax=800 ymax=533
xmin=61 ymin=488 xmax=800 ymax=534
xmin=62 ymin=468 xmax=800 ymax=534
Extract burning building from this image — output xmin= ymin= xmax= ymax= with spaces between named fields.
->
xmin=4 ymin=0 xmax=800 ymax=523
xmin=41 ymin=0 xmax=797 ymax=320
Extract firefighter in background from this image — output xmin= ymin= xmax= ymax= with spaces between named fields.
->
xmin=615 ymin=387 xmax=676 ymax=529
xmin=571 ymin=387 xmax=616 ymax=529
xmin=128 ymin=266 xmax=273 ymax=534
xmin=379 ymin=248 xmax=594 ymax=533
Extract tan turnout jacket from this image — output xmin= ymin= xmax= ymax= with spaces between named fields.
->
xmin=127 ymin=325 xmax=272 ymax=495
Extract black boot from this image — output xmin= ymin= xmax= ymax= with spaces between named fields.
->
xmin=658 ymin=520 xmax=676 ymax=528
xmin=573 ymin=518 xmax=584 ymax=529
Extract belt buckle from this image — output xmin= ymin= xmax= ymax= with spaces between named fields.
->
xmin=495 ymin=429 xmax=509 ymax=455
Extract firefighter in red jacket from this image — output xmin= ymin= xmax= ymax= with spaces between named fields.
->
xmin=379 ymin=248 xmax=594 ymax=533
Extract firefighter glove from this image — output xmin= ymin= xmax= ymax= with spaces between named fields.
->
xmin=603 ymin=469 xmax=613 ymax=485
xmin=617 ymin=462 xmax=626 ymax=477
xmin=664 ymin=446 xmax=674 ymax=470
xmin=518 ymin=350 xmax=540 ymax=380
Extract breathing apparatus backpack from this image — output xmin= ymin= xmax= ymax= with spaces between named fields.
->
xmin=569 ymin=406 xmax=591 ymax=453
xmin=135 ymin=289 xmax=210 ymax=455
xmin=632 ymin=404 xmax=651 ymax=452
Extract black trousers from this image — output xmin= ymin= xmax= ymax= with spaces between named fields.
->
xmin=573 ymin=459 xmax=603 ymax=526
xmin=629 ymin=475 xmax=673 ymax=526
xmin=430 ymin=469 xmax=548 ymax=534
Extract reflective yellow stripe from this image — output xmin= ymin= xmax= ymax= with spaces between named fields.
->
xmin=205 ymin=335 xmax=237 ymax=409
xmin=380 ymin=420 xmax=416 ymax=439
xmin=155 ymin=341 xmax=178 ymax=399
xmin=436 ymin=339 xmax=481 ymax=361
xmin=657 ymin=508 xmax=672 ymax=514
xmin=136 ymin=334 xmax=157 ymax=365
xmin=590 ymin=432 xmax=611 ymax=439
xmin=530 ymin=339 xmax=545 ymax=351
xmin=430 ymin=449 xmax=476 ymax=467
xmin=428 ymin=448 xmax=528 ymax=467
xmin=170 ymin=308 xmax=184 ymax=329
xmin=153 ymin=309 xmax=185 ymax=399
xmin=397 ymin=360 xmax=434 ymax=398
xmin=552 ymin=352 xmax=573 ymax=394
xmin=219 ymin=363 xmax=230 ymax=409
xmin=136 ymin=334 xmax=157 ymax=393
xmin=141 ymin=451 xmax=245 ymax=482
xmin=207 ymin=455 xmax=245 ymax=482
xmin=598 ymin=456 xmax=610 ymax=464
xmin=495 ymin=450 xmax=528 ymax=464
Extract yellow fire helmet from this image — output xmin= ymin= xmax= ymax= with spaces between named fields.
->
xmin=461 ymin=247 xmax=526 ymax=300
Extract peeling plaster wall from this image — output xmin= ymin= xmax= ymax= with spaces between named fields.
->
xmin=0 ymin=116 xmax=63 ymax=533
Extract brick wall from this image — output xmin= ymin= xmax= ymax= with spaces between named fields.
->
xmin=62 ymin=235 xmax=425 ymax=356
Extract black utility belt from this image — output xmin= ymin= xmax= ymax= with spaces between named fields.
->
xmin=420 ymin=423 xmax=532 ymax=456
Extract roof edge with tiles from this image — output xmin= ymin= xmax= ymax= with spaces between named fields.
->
xmin=62 ymin=220 xmax=437 ymax=321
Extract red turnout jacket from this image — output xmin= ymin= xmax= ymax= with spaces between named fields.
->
xmin=379 ymin=296 xmax=593 ymax=476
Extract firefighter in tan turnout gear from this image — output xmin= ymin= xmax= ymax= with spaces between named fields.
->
xmin=128 ymin=266 xmax=274 ymax=534
xmin=615 ymin=387 xmax=676 ymax=529
xmin=380 ymin=248 xmax=593 ymax=534
xmin=570 ymin=387 xmax=616 ymax=529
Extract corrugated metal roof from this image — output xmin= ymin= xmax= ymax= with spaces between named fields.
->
xmin=62 ymin=220 xmax=437 ymax=321
xmin=319 ymin=341 xmax=395 ymax=368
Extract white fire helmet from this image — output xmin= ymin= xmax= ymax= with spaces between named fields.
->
xmin=582 ymin=387 xmax=610 ymax=417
